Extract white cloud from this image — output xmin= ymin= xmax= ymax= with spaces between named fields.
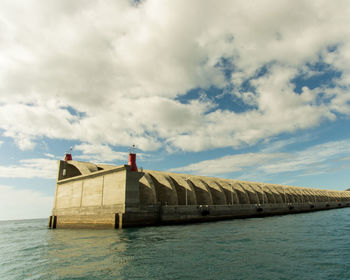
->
xmin=170 ymin=139 xmax=350 ymax=177
xmin=0 ymin=0 xmax=350 ymax=152
xmin=260 ymin=140 xmax=350 ymax=174
xmin=0 ymin=103 xmax=80 ymax=150
xmin=0 ymin=185 xmax=53 ymax=220
xmin=74 ymin=143 xmax=127 ymax=162
xmin=339 ymin=156 xmax=350 ymax=161
xmin=0 ymin=158 xmax=57 ymax=179
xmin=43 ymin=153 xmax=56 ymax=158
xmin=260 ymin=134 xmax=314 ymax=153
xmin=169 ymin=152 xmax=284 ymax=175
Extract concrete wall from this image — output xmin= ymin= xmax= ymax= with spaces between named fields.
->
xmin=50 ymin=161 xmax=350 ymax=229
xmin=52 ymin=162 xmax=128 ymax=228
xmin=55 ymin=169 xmax=126 ymax=209
xmin=139 ymin=170 xmax=350 ymax=206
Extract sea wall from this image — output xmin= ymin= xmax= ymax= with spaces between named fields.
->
xmin=51 ymin=165 xmax=127 ymax=228
xmin=121 ymin=170 xmax=350 ymax=227
xmin=139 ymin=170 xmax=350 ymax=206
xmin=49 ymin=161 xmax=350 ymax=229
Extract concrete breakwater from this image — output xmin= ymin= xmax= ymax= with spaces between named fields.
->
xmin=49 ymin=160 xmax=350 ymax=229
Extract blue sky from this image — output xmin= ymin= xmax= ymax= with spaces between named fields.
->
xmin=1 ymin=0 xmax=350 ymax=220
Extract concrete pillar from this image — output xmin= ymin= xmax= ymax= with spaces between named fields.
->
xmin=52 ymin=216 xmax=57 ymax=229
xmin=115 ymin=213 xmax=123 ymax=229
xmin=118 ymin=213 xmax=123 ymax=229
xmin=48 ymin=216 xmax=52 ymax=228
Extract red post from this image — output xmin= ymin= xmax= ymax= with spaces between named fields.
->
xmin=128 ymin=153 xmax=137 ymax=171
xmin=64 ymin=153 xmax=72 ymax=161
xmin=64 ymin=147 xmax=73 ymax=161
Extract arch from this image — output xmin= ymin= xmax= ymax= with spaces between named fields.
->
xmin=323 ymin=190 xmax=330 ymax=202
xmin=307 ymin=188 xmax=316 ymax=202
xmin=294 ymin=188 xmax=304 ymax=203
xmin=202 ymin=179 xmax=227 ymax=205
xmin=241 ymin=183 xmax=259 ymax=204
xmin=217 ymin=180 xmax=239 ymax=204
xmin=291 ymin=188 xmax=302 ymax=203
xmin=320 ymin=190 xmax=328 ymax=202
xmin=329 ymin=191 xmax=337 ymax=201
xmin=341 ymin=191 xmax=347 ymax=201
xmin=337 ymin=191 xmax=342 ymax=201
xmin=346 ymin=192 xmax=350 ymax=201
xmin=187 ymin=177 xmax=213 ymax=205
xmin=335 ymin=191 xmax=342 ymax=201
xmin=316 ymin=190 xmax=323 ymax=202
xmin=300 ymin=188 xmax=308 ymax=202
xmin=338 ymin=191 xmax=345 ymax=202
xmin=267 ymin=185 xmax=283 ymax=203
xmin=168 ymin=175 xmax=197 ymax=205
xmin=344 ymin=191 xmax=350 ymax=201
xmin=285 ymin=187 xmax=296 ymax=203
xmin=340 ymin=191 xmax=347 ymax=202
xmin=148 ymin=172 xmax=178 ymax=205
xmin=250 ymin=184 xmax=267 ymax=204
xmin=232 ymin=182 xmax=250 ymax=204
xmin=310 ymin=189 xmax=318 ymax=202
xmin=68 ymin=161 xmax=98 ymax=175
xmin=327 ymin=190 xmax=333 ymax=201
xmin=299 ymin=188 xmax=307 ymax=203
xmin=261 ymin=185 xmax=276 ymax=204
xmin=328 ymin=191 xmax=336 ymax=202
xmin=317 ymin=190 xmax=324 ymax=202
xmin=323 ymin=190 xmax=331 ymax=202
xmin=333 ymin=191 xmax=341 ymax=202
xmin=139 ymin=173 xmax=157 ymax=205
xmin=273 ymin=185 xmax=288 ymax=203
xmin=296 ymin=188 xmax=304 ymax=202
xmin=330 ymin=191 xmax=337 ymax=202
xmin=312 ymin=189 xmax=321 ymax=202
xmin=303 ymin=189 xmax=314 ymax=202
xmin=285 ymin=186 xmax=296 ymax=203
xmin=311 ymin=189 xmax=320 ymax=202
xmin=300 ymin=188 xmax=309 ymax=202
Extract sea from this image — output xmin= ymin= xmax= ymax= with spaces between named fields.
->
xmin=1 ymin=208 xmax=350 ymax=280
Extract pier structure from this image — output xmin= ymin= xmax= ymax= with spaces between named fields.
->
xmin=49 ymin=159 xmax=350 ymax=229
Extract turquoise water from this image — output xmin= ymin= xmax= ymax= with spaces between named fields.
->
xmin=1 ymin=209 xmax=350 ymax=280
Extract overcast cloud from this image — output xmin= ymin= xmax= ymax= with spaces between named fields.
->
xmin=2 ymin=1 xmax=350 ymax=220
xmin=1 ymin=0 xmax=350 ymax=155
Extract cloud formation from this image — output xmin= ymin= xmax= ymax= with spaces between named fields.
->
xmin=0 ymin=158 xmax=57 ymax=179
xmin=1 ymin=0 xmax=350 ymax=152
xmin=170 ymin=140 xmax=350 ymax=179
xmin=74 ymin=143 xmax=127 ymax=162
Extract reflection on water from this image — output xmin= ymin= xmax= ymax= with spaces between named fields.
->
xmin=46 ymin=229 xmax=131 ymax=279
xmin=1 ymin=208 xmax=350 ymax=280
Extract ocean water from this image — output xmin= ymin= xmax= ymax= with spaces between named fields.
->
xmin=1 ymin=209 xmax=350 ymax=280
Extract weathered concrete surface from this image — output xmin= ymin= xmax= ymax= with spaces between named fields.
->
xmin=49 ymin=160 xmax=350 ymax=229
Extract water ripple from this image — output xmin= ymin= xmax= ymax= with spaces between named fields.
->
xmin=1 ymin=208 xmax=350 ymax=279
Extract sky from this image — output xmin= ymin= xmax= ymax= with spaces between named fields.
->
xmin=1 ymin=0 xmax=350 ymax=220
